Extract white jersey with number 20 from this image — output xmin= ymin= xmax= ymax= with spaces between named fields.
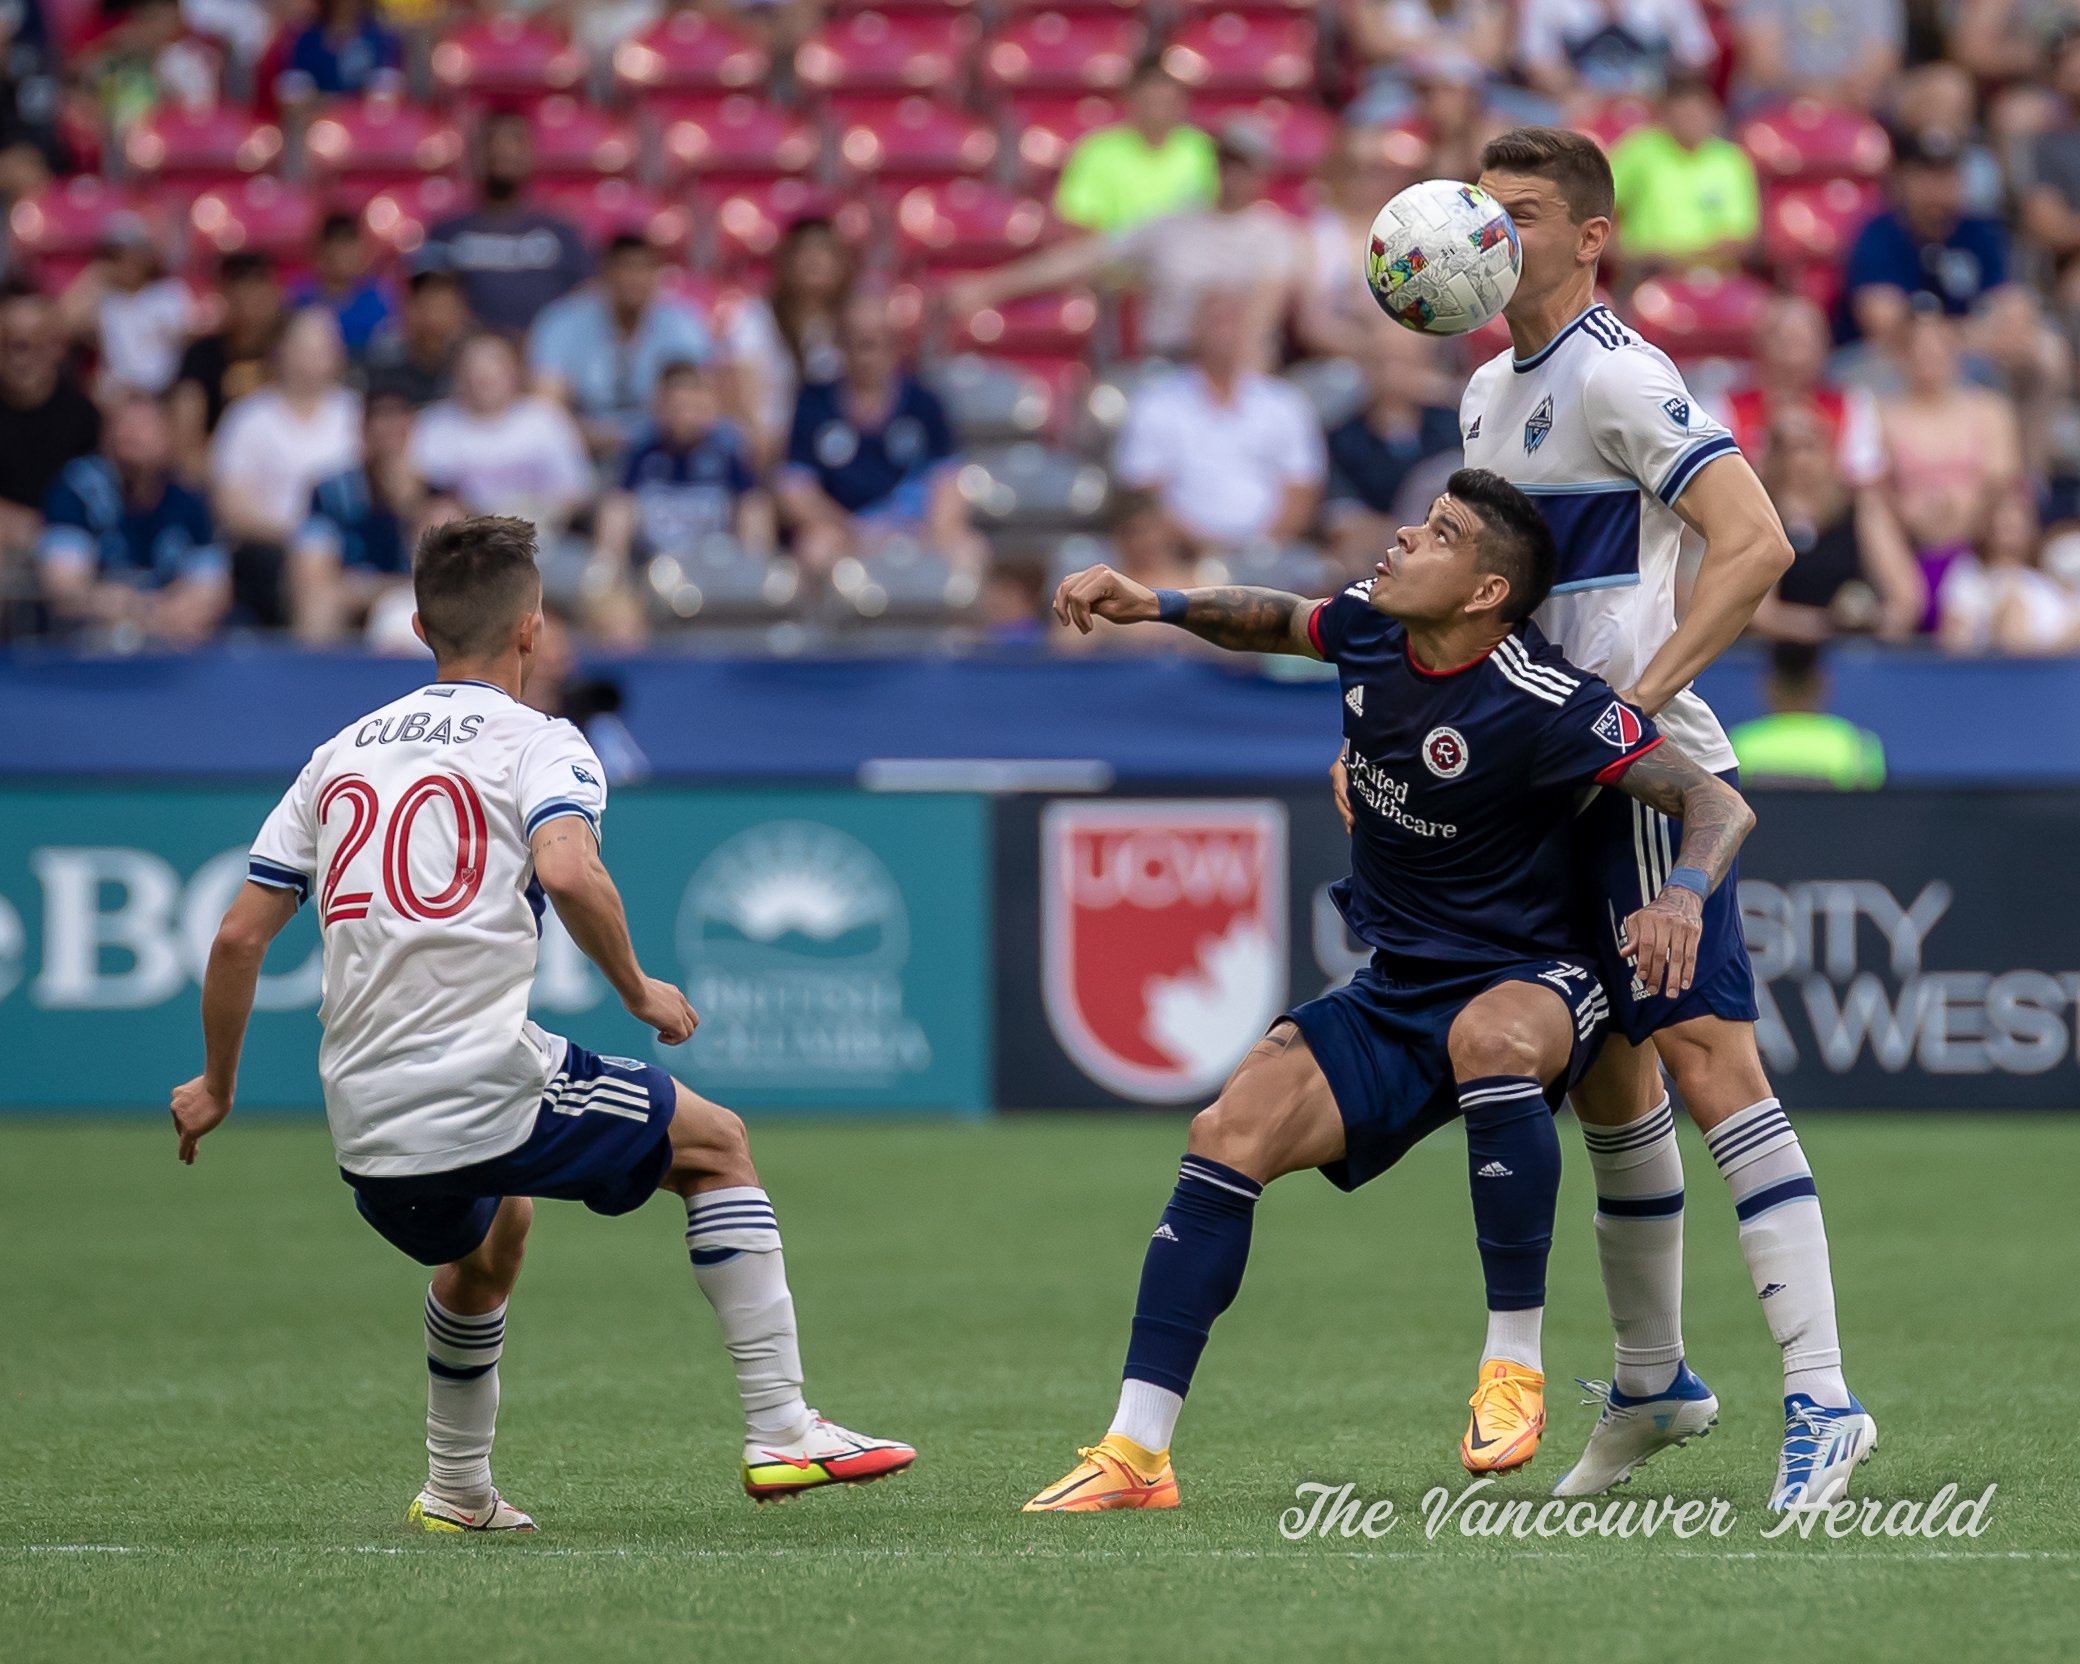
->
xmin=1460 ymin=302 xmax=1741 ymax=773
xmin=246 ymin=679 xmax=608 ymax=1178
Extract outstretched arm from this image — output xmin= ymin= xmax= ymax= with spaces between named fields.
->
xmin=1051 ymin=565 xmax=1320 ymax=656
xmin=531 ymin=818 xmax=699 ymax=1045
xmin=171 ymin=881 xmax=301 ymax=1163
xmin=1612 ymin=740 xmax=1757 ymax=998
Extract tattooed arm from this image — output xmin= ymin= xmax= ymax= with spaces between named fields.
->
xmin=1051 ymin=565 xmax=1319 ymax=656
xmin=1612 ymin=739 xmax=1757 ymax=998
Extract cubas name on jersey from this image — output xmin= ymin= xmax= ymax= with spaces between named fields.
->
xmin=1460 ymin=302 xmax=1741 ymax=773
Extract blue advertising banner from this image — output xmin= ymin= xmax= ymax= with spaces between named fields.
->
xmin=0 ymin=788 xmax=992 ymax=1114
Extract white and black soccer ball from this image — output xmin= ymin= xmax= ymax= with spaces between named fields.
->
xmin=1364 ymin=179 xmax=1522 ymax=337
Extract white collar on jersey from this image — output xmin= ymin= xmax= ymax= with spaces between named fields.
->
xmin=430 ymin=679 xmax=515 ymax=698
xmin=1511 ymin=302 xmax=1613 ymax=374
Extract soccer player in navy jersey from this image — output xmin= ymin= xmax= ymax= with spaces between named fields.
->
xmin=1023 ymin=468 xmax=1755 ymax=1512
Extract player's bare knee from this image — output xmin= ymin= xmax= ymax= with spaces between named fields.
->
xmin=661 ymin=1087 xmax=758 ymax=1195
xmin=1448 ymin=1015 xmax=1547 ymax=1084
xmin=1186 ymin=1099 xmax=1260 ymax=1172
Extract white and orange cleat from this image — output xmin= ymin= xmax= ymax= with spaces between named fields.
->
xmin=742 ymin=1412 xmax=917 ymax=1501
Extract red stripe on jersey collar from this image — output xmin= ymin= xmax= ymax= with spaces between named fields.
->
xmin=1404 ymin=638 xmax=1502 ymax=679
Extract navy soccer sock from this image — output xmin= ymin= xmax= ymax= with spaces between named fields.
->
xmin=1462 ymin=1076 xmax=1562 ymax=1367
xmin=1120 ymin=1155 xmax=1263 ymax=1403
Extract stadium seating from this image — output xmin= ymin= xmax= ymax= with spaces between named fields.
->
xmin=1738 ymin=100 xmax=1890 ymax=182
xmin=706 ymin=178 xmax=875 ymax=271
xmin=188 ymin=179 xmax=323 ymax=269
xmin=980 ymin=13 xmax=1146 ymax=95
xmin=795 ymin=12 xmax=982 ymax=97
xmin=8 ymin=177 xmax=156 ymax=289
xmin=833 ymin=97 xmax=1000 ymax=185
xmin=931 ymin=353 xmax=1076 ymax=444
xmin=1573 ymin=95 xmax=1654 ymax=153
xmin=429 ymin=13 xmax=587 ymax=107
xmin=302 ymin=97 xmax=467 ymax=190
xmin=647 ymin=540 xmax=803 ymax=624
xmin=1763 ymin=178 xmax=1885 ymax=268
xmin=122 ymin=106 xmax=284 ymax=189
xmin=360 ymin=176 xmax=474 ymax=255
xmin=531 ymin=179 xmax=694 ymax=255
xmin=1193 ymin=95 xmax=1334 ymax=174
xmin=526 ymin=97 xmax=642 ymax=179
xmin=951 ymin=289 xmax=1101 ymax=359
xmin=1161 ymin=13 xmax=1318 ymax=95
xmin=654 ymin=96 xmax=823 ymax=186
xmin=1001 ymin=94 xmax=1123 ymax=182
xmin=958 ymin=442 xmax=1111 ymax=530
xmin=894 ymin=179 xmax=1056 ymax=272
xmin=1627 ymin=270 xmax=1773 ymax=361
xmin=610 ymin=10 xmax=770 ymax=96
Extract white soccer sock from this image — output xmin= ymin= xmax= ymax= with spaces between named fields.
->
xmin=1480 ymin=1306 xmax=1543 ymax=1373
xmin=1704 ymin=1098 xmax=1850 ymax=1404
xmin=1108 ymin=1378 xmax=1184 ymax=1455
xmin=685 ymin=1188 xmax=811 ymax=1442
xmin=1582 ymin=1095 xmax=1687 ymax=1397
xmin=424 ymin=1291 xmax=505 ymax=1507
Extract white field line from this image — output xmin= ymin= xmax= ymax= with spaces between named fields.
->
xmin=7 ymin=1544 xmax=2078 ymax=1564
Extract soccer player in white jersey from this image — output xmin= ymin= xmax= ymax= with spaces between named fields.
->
xmin=169 ymin=516 xmax=913 ymax=1530
xmin=1396 ymin=128 xmax=1870 ymax=1508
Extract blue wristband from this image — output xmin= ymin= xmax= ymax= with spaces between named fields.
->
xmin=1153 ymin=587 xmax=1189 ymax=625
xmin=1665 ymin=865 xmax=1712 ymax=901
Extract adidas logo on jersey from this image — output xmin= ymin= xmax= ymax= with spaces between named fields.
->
xmin=1465 ymin=415 xmax=1482 ymax=441
xmin=1152 ymin=1223 xmax=1179 ymax=1243
xmin=1345 ymin=686 xmax=1364 ymax=717
xmin=1475 ymin=1161 xmax=1514 ymax=1179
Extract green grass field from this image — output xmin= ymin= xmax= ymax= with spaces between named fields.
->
xmin=5 ymin=1113 xmax=2077 ymax=1663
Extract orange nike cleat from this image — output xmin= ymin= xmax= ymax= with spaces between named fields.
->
xmin=1023 ymin=1434 xmax=1180 ymax=1512
xmin=1461 ymin=1359 xmax=1546 ymax=1474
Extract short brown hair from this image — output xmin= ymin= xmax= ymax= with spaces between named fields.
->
xmin=413 ymin=515 xmax=541 ymax=658
xmin=1478 ymin=126 xmax=1616 ymax=223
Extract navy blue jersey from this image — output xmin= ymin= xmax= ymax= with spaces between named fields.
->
xmin=784 ymin=376 xmax=954 ymax=517
xmin=39 ymin=458 xmax=218 ymax=587
xmin=304 ymin=467 xmax=410 ymax=575
xmin=619 ymin=424 xmax=755 ymax=552
xmin=1309 ymin=581 xmax=1663 ymax=969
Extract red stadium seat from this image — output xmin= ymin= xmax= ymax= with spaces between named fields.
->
xmin=834 ymin=96 xmax=999 ymax=184
xmin=361 ymin=177 xmax=474 ymax=255
xmin=706 ymin=178 xmax=876 ymax=271
xmin=611 ymin=10 xmax=769 ymax=96
xmin=530 ymin=179 xmax=694 ymax=256
xmin=1162 ymin=14 xmax=1317 ymax=95
xmin=1174 ymin=0 xmax=1316 ymax=13
xmin=303 ymin=96 xmax=466 ymax=187
xmin=8 ymin=178 xmax=158 ymax=290
xmin=1001 ymin=0 xmax=1143 ymax=13
xmin=1739 ymin=99 xmax=1889 ymax=182
xmin=893 ymin=179 xmax=1056 ymax=271
xmin=980 ymin=13 xmax=1145 ymax=95
xmin=795 ymin=12 xmax=981 ymax=97
xmin=528 ymin=96 xmax=641 ymax=179
xmin=1627 ymin=271 xmax=1772 ymax=361
xmin=655 ymin=95 xmax=822 ymax=185
xmin=951 ymin=288 xmax=1100 ymax=357
xmin=1574 ymin=95 xmax=1654 ymax=153
xmin=1762 ymin=178 xmax=1884 ymax=269
xmin=1002 ymin=94 xmax=1122 ymax=182
xmin=1192 ymin=96 xmax=1334 ymax=174
xmin=831 ymin=0 xmax=981 ymax=12
xmin=123 ymin=106 xmax=284 ymax=188
xmin=429 ymin=14 xmax=586 ymax=108
xmin=188 ymin=179 xmax=322 ymax=267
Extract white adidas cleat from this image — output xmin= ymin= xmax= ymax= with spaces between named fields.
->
xmin=1551 ymin=1363 xmax=1720 ymax=1497
xmin=1769 ymin=1394 xmax=1877 ymax=1512
xmin=406 ymin=1486 xmax=537 ymax=1533
xmin=741 ymin=1411 xmax=916 ymax=1501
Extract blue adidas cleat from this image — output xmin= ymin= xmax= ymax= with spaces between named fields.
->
xmin=1768 ymin=1393 xmax=1877 ymax=1512
xmin=1551 ymin=1362 xmax=1719 ymax=1497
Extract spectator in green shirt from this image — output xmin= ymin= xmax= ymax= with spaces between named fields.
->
xmin=1053 ymin=57 xmax=1218 ymax=237
xmin=1609 ymin=74 xmax=1761 ymax=269
xmin=1730 ymin=641 xmax=1887 ymax=790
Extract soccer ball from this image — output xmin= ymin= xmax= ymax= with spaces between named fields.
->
xmin=1365 ymin=179 xmax=1522 ymax=337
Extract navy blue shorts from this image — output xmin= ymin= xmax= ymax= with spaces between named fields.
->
xmin=1286 ymin=954 xmax=1608 ymax=1193
xmin=344 ymin=1041 xmax=679 ymax=1267
xmin=1576 ymin=765 xmax=1759 ymax=1045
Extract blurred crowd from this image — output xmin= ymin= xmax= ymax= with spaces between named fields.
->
xmin=0 ymin=0 xmax=2077 ymax=660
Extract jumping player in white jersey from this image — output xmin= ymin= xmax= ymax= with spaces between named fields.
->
xmin=1339 ymin=129 xmax=1873 ymax=1509
xmin=170 ymin=515 xmax=913 ymax=1530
